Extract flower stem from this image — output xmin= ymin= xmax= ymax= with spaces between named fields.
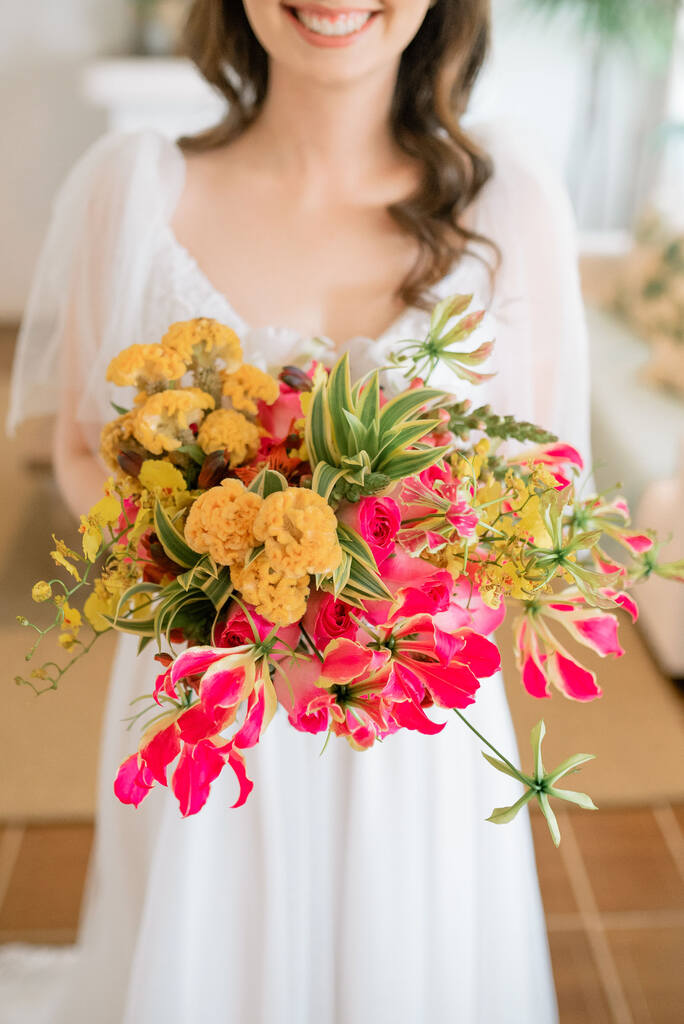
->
xmin=453 ymin=709 xmax=533 ymax=786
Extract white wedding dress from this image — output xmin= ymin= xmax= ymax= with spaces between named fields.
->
xmin=3 ymin=125 xmax=591 ymax=1024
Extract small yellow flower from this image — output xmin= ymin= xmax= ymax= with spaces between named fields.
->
xmin=58 ymin=633 xmax=79 ymax=651
xmin=61 ymin=602 xmax=82 ymax=633
xmin=253 ymin=488 xmax=342 ymax=577
xmin=231 ymin=555 xmax=310 ymax=626
xmin=106 ymin=344 xmax=187 ymax=390
xmin=84 ymin=590 xmax=112 ymax=633
xmin=184 ymin=479 xmax=263 ymax=566
xmin=197 ymin=408 xmax=261 ymax=465
xmin=79 ymin=494 xmax=121 ymax=561
xmin=50 ymin=536 xmax=81 ymax=581
xmin=31 ymin=581 xmax=52 ymax=603
xmin=133 ymin=388 xmax=215 ymax=455
xmin=222 ymin=364 xmax=279 ymax=416
xmin=162 ymin=319 xmax=243 ymax=372
xmin=139 ymin=460 xmax=187 ymax=495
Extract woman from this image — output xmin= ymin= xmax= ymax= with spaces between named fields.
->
xmin=5 ymin=1 xmax=590 ymax=1021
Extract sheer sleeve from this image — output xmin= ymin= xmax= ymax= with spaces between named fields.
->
xmin=6 ymin=130 xmax=185 ymax=443
xmin=470 ymin=123 xmax=593 ymax=464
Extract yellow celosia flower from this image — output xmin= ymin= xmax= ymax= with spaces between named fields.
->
xmin=31 ymin=581 xmax=52 ymax=603
xmin=106 ymin=344 xmax=187 ymax=389
xmin=197 ymin=409 xmax=261 ymax=465
xmin=222 ymin=364 xmax=279 ymax=416
xmin=253 ymin=488 xmax=342 ymax=577
xmin=231 ymin=555 xmax=310 ymax=626
xmin=133 ymin=388 xmax=215 ymax=455
xmin=162 ymin=318 xmax=243 ymax=372
xmin=184 ymin=479 xmax=263 ymax=566
xmin=139 ymin=460 xmax=187 ymax=495
xmin=100 ymin=412 xmax=138 ymax=473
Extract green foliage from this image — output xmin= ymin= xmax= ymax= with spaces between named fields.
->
xmin=447 ymin=401 xmax=558 ymax=445
xmin=526 ymin=0 xmax=679 ymax=63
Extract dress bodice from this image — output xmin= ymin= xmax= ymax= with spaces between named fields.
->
xmin=8 ymin=125 xmax=592 ymax=469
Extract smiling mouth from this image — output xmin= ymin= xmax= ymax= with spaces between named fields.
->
xmin=284 ymin=5 xmax=379 ymax=38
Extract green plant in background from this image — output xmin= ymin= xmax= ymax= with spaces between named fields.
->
xmin=526 ymin=0 xmax=681 ymax=65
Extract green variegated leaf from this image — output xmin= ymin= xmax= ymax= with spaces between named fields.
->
xmin=373 ymin=419 xmax=441 ymax=469
xmin=342 ymin=557 xmax=392 ymax=602
xmin=327 ymin=354 xmax=354 ymax=448
xmin=343 ymin=409 xmax=368 ymax=452
xmin=378 ymin=387 xmax=446 ymax=439
xmin=357 ymin=371 xmax=381 ymax=429
xmin=103 ymin=614 xmax=157 ymax=637
xmin=380 ymin=444 xmax=449 ymax=481
xmin=245 ymin=543 xmax=265 ymax=567
xmin=201 ymin=567 xmax=234 ymax=611
xmin=337 ymin=522 xmax=381 ymax=574
xmin=111 ymin=581 xmax=159 ymax=621
xmin=312 ymin=462 xmax=346 ymax=502
xmin=305 ymin=385 xmax=337 ymax=466
xmin=330 ymin=550 xmax=352 ymax=597
xmin=248 ymin=468 xmax=289 ymax=498
xmin=154 ymin=502 xmax=199 ymax=569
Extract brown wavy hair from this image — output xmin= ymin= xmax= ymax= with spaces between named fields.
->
xmin=180 ymin=0 xmax=496 ymax=309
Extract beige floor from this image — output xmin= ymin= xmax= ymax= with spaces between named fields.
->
xmin=1 ymin=326 xmax=683 ymax=821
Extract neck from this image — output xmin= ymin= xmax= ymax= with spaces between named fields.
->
xmin=246 ymin=60 xmax=403 ymax=190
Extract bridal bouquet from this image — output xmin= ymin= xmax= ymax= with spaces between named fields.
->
xmin=17 ymin=303 xmax=683 ymax=844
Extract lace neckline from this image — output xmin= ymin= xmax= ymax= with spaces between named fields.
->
xmin=163 ymin=138 xmax=465 ymax=349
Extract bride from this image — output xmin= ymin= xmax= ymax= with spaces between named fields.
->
xmin=5 ymin=1 xmax=591 ymax=1021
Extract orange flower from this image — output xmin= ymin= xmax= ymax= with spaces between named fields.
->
xmin=184 ymin=479 xmax=263 ymax=567
xmin=197 ymin=409 xmax=261 ymax=465
xmin=133 ymin=388 xmax=215 ymax=454
xmin=253 ymin=488 xmax=342 ymax=577
xmin=222 ymin=364 xmax=279 ymax=416
xmin=162 ymin=318 xmax=242 ymax=372
xmin=231 ymin=555 xmax=310 ymax=626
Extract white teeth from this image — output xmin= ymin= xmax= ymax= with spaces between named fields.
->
xmin=294 ymin=9 xmax=372 ymax=37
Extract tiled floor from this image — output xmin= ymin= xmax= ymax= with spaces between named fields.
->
xmin=1 ymin=806 xmax=683 ymax=1022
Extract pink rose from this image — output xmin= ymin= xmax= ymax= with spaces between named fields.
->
xmin=340 ymin=496 xmax=402 ymax=568
xmin=303 ymin=590 xmax=358 ymax=651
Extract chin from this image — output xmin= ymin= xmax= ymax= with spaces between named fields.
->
xmin=243 ymin=1 xmax=431 ymax=86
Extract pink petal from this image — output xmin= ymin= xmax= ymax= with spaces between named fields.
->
xmin=391 ymin=698 xmax=446 ymax=735
xmin=114 ymin=754 xmax=154 ymax=808
xmin=171 ymin=739 xmax=227 ymax=817
xmin=226 ymin=747 xmax=254 ymax=808
xmin=415 ymin=658 xmax=480 ymax=709
xmin=573 ymin=615 xmax=624 ymax=657
xmin=320 ymin=639 xmax=377 ymax=684
xmin=521 ymin=652 xmax=551 ymax=699
xmin=199 ymin=662 xmax=250 ymax=717
xmin=620 ymin=532 xmax=654 ymax=554
xmin=550 ymin=651 xmax=602 ymax=701
xmin=601 ymin=588 xmax=639 ymax=622
xmin=140 ymin=720 xmax=181 ymax=786
xmin=455 ymin=629 xmax=501 ymax=678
